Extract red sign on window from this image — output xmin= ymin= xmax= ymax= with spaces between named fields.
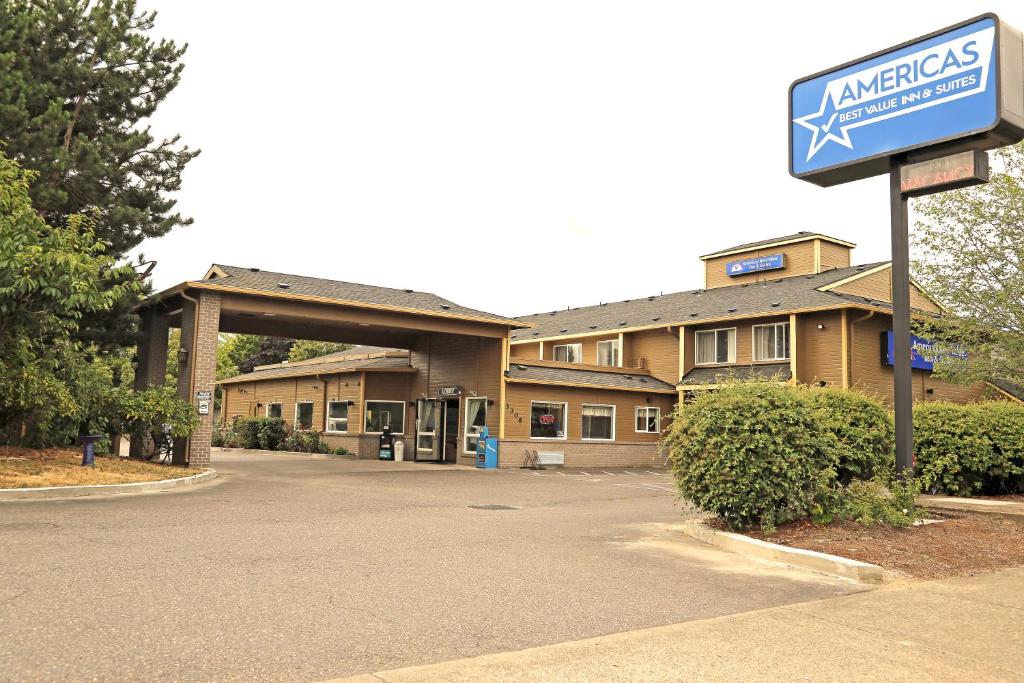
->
xmin=539 ymin=414 xmax=556 ymax=425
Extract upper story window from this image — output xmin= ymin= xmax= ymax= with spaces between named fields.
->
xmin=695 ymin=328 xmax=736 ymax=365
xmin=553 ymin=343 xmax=582 ymax=364
xmin=753 ymin=322 xmax=790 ymax=362
xmin=596 ymin=339 xmax=620 ymax=367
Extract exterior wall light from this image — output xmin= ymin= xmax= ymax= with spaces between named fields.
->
xmin=817 ymin=323 xmax=826 ymax=330
xmin=177 ymin=347 xmax=188 ymax=365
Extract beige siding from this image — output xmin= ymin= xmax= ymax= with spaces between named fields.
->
xmin=818 ymin=239 xmax=851 ymax=271
xmin=510 ymin=342 xmax=540 ymax=361
xmin=832 ymin=268 xmax=942 ymax=314
xmin=628 ymin=328 xmax=680 ymax=384
xmin=364 ymin=372 xmax=414 ymax=434
xmin=704 ymin=241 xmax=817 ymax=289
xmin=796 ymin=310 xmax=843 ymax=387
xmin=324 ymin=372 xmax=363 ymax=434
xmin=689 ymin=316 xmax=790 ymax=368
xmin=503 ymin=382 xmax=675 ymax=444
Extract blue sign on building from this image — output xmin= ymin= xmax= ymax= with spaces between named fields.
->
xmin=790 ymin=14 xmax=1024 ymax=186
xmin=726 ymin=254 xmax=785 ymax=277
xmin=883 ymin=331 xmax=967 ymax=372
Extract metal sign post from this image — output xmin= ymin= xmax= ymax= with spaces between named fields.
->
xmin=889 ymin=157 xmax=913 ymax=474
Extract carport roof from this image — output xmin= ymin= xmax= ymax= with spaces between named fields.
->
xmin=218 ymin=354 xmax=414 ymax=385
xmin=142 ymin=264 xmax=529 ymax=328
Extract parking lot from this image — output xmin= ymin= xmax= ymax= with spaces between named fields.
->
xmin=0 ymin=450 xmax=864 ymax=681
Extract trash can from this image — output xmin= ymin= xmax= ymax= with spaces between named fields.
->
xmin=394 ymin=439 xmax=405 ymax=462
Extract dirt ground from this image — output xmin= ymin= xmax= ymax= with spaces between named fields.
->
xmin=749 ymin=512 xmax=1024 ymax=580
xmin=0 ymin=446 xmax=196 ymax=489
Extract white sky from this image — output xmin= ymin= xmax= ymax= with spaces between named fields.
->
xmin=134 ymin=1 xmax=1021 ymax=319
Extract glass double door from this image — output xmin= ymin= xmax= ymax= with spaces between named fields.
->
xmin=415 ymin=398 xmax=460 ymax=463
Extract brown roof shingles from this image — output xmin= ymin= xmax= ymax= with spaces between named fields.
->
xmin=506 ymin=362 xmax=677 ymax=393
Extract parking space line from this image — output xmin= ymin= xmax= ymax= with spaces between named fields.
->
xmin=602 ymin=471 xmax=616 ymax=476
xmin=624 ymin=471 xmax=640 ymax=476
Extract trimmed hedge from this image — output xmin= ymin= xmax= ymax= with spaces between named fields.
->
xmin=804 ymin=387 xmax=895 ymax=484
xmin=914 ymin=401 xmax=1024 ymax=496
xmin=665 ymin=381 xmax=835 ymax=531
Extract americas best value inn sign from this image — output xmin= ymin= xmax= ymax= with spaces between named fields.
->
xmin=790 ymin=14 xmax=1024 ymax=186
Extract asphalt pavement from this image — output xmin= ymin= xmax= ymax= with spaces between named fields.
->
xmin=0 ymin=450 xmax=865 ymax=681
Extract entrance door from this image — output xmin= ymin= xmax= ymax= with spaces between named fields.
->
xmin=415 ymin=399 xmax=442 ymax=462
xmin=443 ymin=398 xmax=460 ymax=462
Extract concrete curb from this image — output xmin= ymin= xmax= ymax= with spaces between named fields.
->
xmin=0 ymin=469 xmax=217 ymax=501
xmin=682 ymin=521 xmax=884 ymax=585
xmin=918 ymin=495 xmax=1024 ymax=520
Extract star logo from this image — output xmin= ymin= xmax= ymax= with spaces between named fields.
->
xmin=793 ymin=92 xmax=854 ymax=162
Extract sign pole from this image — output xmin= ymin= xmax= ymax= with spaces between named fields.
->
xmin=889 ymin=156 xmax=914 ymax=474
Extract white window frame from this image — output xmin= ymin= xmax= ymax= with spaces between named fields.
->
xmin=552 ymin=343 xmax=583 ymax=364
xmin=530 ymin=401 xmax=569 ymax=440
xmin=581 ymin=403 xmax=616 ymax=442
xmin=753 ymin=321 xmax=790 ymax=362
xmin=364 ymin=399 xmax=406 ymax=435
xmin=265 ymin=402 xmax=283 ymax=419
xmin=596 ymin=339 xmax=620 ymax=367
xmin=294 ymin=401 xmax=314 ymax=431
xmin=463 ymin=397 xmax=488 ymax=454
xmin=695 ymin=327 xmax=737 ymax=365
xmin=325 ymin=400 xmax=349 ymax=434
xmin=635 ymin=406 xmax=661 ymax=433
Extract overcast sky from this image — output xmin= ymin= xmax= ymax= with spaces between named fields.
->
xmin=134 ymin=1 xmax=1020 ymax=318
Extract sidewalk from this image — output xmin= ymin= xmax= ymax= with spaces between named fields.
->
xmin=336 ymin=568 xmax=1024 ymax=682
xmin=919 ymin=494 xmax=1024 ymax=520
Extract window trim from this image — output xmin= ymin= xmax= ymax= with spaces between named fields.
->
xmin=324 ymin=400 xmax=349 ymax=434
xmin=363 ymin=399 xmax=406 ymax=435
xmin=265 ymin=402 xmax=283 ymax=419
xmin=751 ymin=322 xmax=791 ymax=362
xmin=529 ymin=400 xmax=569 ymax=441
xmin=581 ymin=403 xmax=616 ymax=442
xmin=596 ymin=339 xmax=620 ymax=367
xmin=634 ymin=406 xmax=661 ymax=434
xmin=552 ymin=343 xmax=583 ymax=364
xmin=694 ymin=327 xmax=737 ymax=366
xmin=463 ymin=396 xmax=489 ymax=454
xmin=294 ymin=401 xmax=315 ymax=432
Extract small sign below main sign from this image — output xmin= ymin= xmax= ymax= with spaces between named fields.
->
xmin=197 ymin=400 xmax=211 ymax=416
xmin=726 ymin=254 xmax=785 ymax=277
xmin=899 ymin=150 xmax=989 ymax=197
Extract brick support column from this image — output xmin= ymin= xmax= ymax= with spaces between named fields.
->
xmin=173 ymin=292 xmax=221 ymax=467
xmin=130 ymin=310 xmax=169 ymax=459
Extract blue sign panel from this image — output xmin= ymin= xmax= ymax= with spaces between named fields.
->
xmin=790 ymin=14 xmax=1024 ymax=186
xmin=884 ymin=331 xmax=966 ymax=371
xmin=726 ymin=254 xmax=785 ymax=277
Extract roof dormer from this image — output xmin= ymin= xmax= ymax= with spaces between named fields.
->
xmin=699 ymin=232 xmax=854 ymax=289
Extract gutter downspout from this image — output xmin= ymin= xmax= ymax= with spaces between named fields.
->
xmin=848 ymin=310 xmax=875 ymax=390
xmin=180 ymin=289 xmax=202 ymax=464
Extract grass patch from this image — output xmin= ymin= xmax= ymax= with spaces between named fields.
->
xmin=0 ymin=446 xmax=199 ymax=489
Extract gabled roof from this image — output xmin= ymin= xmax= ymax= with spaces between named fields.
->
xmin=511 ymin=262 xmax=894 ymax=342
xmin=699 ymin=232 xmax=856 ymax=260
xmin=989 ymin=379 xmax=1024 ymax=404
xmin=506 ymin=362 xmax=677 ymax=394
xmin=679 ymin=363 xmax=792 ymax=387
xmin=150 ymin=264 xmax=528 ymax=328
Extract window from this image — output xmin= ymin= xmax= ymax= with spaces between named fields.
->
xmin=416 ymin=399 xmax=437 ymax=452
xmin=530 ymin=401 xmax=568 ymax=439
xmin=266 ymin=403 xmax=282 ymax=419
xmin=597 ymin=339 xmax=620 ymax=367
xmin=464 ymin=397 xmax=488 ymax=453
xmin=325 ymin=401 xmax=349 ymax=433
xmin=582 ymin=404 xmax=615 ymax=441
xmin=695 ymin=328 xmax=736 ymax=365
xmin=365 ymin=400 xmax=405 ymax=434
xmin=294 ymin=402 xmax=314 ymax=431
xmin=753 ymin=322 xmax=790 ymax=361
xmin=635 ymin=407 xmax=661 ymax=433
xmin=553 ymin=343 xmax=582 ymax=364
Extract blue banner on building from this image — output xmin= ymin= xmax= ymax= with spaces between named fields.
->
xmin=791 ymin=16 xmax=1003 ymax=183
xmin=726 ymin=254 xmax=785 ymax=277
xmin=884 ymin=331 xmax=966 ymax=371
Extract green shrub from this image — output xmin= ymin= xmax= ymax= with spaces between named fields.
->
xmin=281 ymin=428 xmax=331 ymax=454
xmin=331 ymin=446 xmax=351 ymax=456
xmin=228 ymin=417 xmax=287 ymax=450
xmin=915 ymin=401 xmax=1024 ymax=496
xmin=665 ymin=380 xmax=836 ymax=532
xmin=804 ymin=387 xmax=895 ymax=484
xmin=839 ymin=477 xmax=921 ymax=528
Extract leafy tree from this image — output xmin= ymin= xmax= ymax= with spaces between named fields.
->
xmin=912 ymin=142 xmax=1024 ymax=386
xmin=0 ymin=150 xmax=139 ymax=444
xmin=0 ymin=0 xmax=198 ymax=254
xmin=288 ymin=340 xmax=352 ymax=362
xmin=235 ymin=336 xmax=294 ymax=374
